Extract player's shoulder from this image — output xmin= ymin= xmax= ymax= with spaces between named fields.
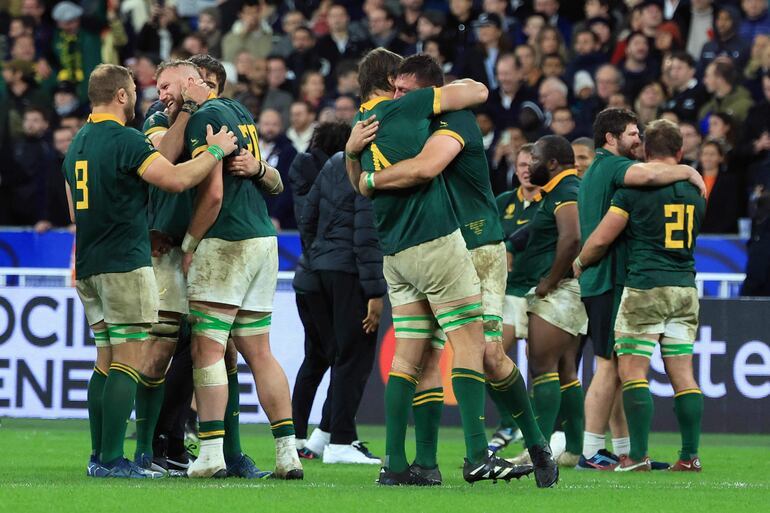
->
xmin=143 ymin=111 xmax=169 ymax=133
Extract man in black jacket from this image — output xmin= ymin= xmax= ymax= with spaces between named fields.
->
xmin=298 ymin=139 xmax=386 ymax=465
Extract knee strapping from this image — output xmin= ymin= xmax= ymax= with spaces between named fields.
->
xmin=150 ymin=316 xmax=180 ymax=340
xmin=193 ymin=358 xmax=228 ymax=387
xmin=390 ymin=355 xmax=422 ymax=378
xmin=615 ymin=337 xmax=657 ymax=359
xmin=188 ymin=308 xmax=234 ymax=346
xmin=392 ymin=314 xmax=436 ymax=340
xmin=431 ymin=328 xmax=447 ymax=350
xmin=231 ymin=311 xmax=271 ymax=337
xmin=92 ymin=328 xmax=110 ymax=347
xmin=435 ymin=302 xmax=483 ymax=333
xmin=482 ymin=314 xmax=503 ymax=343
xmin=107 ymin=324 xmax=150 ymax=345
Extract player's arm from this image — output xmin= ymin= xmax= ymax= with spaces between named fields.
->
xmin=359 ymin=133 xmax=461 ymax=196
xmin=573 ymin=208 xmax=628 ymax=278
xmin=437 ymin=79 xmax=489 ymax=112
xmin=227 ymin=148 xmax=284 ymax=195
xmin=345 ymin=115 xmax=378 ymax=192
xmin=625 ymin=162 xmax=706 ymax=196
xmin=141 ymin=125 xmax=237 ymax=193
xmin=64 ymin=182 xmax=75 ymax=223
xmin=536 ymin=202 xmax=580 ymax=297
xmin=149 ymin=81 xmax=211 ymax=161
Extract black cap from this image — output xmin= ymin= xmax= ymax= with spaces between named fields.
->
xmin=54 ymin=81 xmax=78 ymax=95
xmin=473 ymin=12 xmax=502 ymax=29
xmin=639 ymin=0 xmax=663 ymax=10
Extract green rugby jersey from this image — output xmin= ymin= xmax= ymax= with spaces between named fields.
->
xmin=185 ymin=97 xmax=275 ymax=241
xmin=512 ymin=170 xmax=580 ymax=290
xmin=142 ymin=111 xmax=193 ymax=242
xmin=354 ymin=88 xmax=458 ymax=255
xmin=62 ymin=113 xmax=160 ymax=279
xmin=432 ymin=109 xmax=504 ymax=250
xmin=578 ymin=148 xmax=636 ymax=297
xmin=610 ymin=181 xmax=705 ymax=289
xmin=496 ymin=187 xmax=542 ymax=296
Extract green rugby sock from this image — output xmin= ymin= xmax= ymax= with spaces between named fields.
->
xmin=674 ymin=388 xmax=703 ymax=460
xmin=100 ymin=363 xmax=139 ymax=466
xmin=532 ymin=373 xmax=561 ymax=440
xmin=199 ymin=420 xmax=225 ymax=441
xmin=559 ymin=380 xmax=585 ymax=455
xmin=489 ymin=367 xmax=546 ymax=449
xmin=412 ymin=387 xmax=443 ymax=469
xmin=134 ymin=374 xmax=165 ymax=459
xmin=622 ymin=380 xmax=653 ymax=461
xmin=486 ymin=382 xmax=516 ymax=430
xmin=87 ymin=367 xmax=107 ymax=458
xmin=451 ymin=368 xmax=488 ymax=464
xmin=223 ymin=368 xmax=243 ymax=460
xmin=384 ymin=373 xmax=416 ymax=472
xmin=270 ymin=418 xmax=295 ymax=439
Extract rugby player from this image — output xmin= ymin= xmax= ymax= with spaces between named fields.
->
xmin=506 ymin=136 xmax=587 ymax=468
xmin=143 ymin=55 xmax=274 ymax=478
xmin=576 ymin=108 xmax=706 ymax=470
xmin=346 ymin=48 xmax=534 ymax=486
xmin=153 ymin=61 xmax=302 ymax=479
xmin=574 ymin=119 xmax=705 ymax=472
xmin=491 ymin=143 xmax=540 ymax=452
xmin=352 ymin=55 xmax=557 ymax=488
xmin=65 ymin=63 xmax=237 ymax=478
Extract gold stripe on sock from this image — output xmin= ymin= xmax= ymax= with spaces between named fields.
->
xmin=623 ymin=381 xmax=649 ymax=391
xmin=109 ymin=363 xmax=140 ymax=382
xmin=199 ymin=430 xmax=225 ymax=439
xmin=413 ymin=395 xmax=444 ymax=406
xmin=533 ymin=373 xmax=560 ymax=386
xmin=227 ymin=367 xmax=238 ymax=376
xmin=412 ymin=391 xmax=444 ymax=401
xmin=451 ymin=372 xmax=486 ymax=383
xmin=270 ymin=420 xmax=294 ymax=429
xmin=389 ymin=372 xmax=419 ymax=385
xmin=673 ymin=388 xmax=702 ymax=398
xmin=623 ymin=379 xmax=649 ymax=387
xmin=560 ymin=379 xmax=581 ymax=391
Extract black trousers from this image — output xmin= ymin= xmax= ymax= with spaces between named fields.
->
xmin=318 ymin=271 xmax=378 ymax=444
xmin=292 ymin=292 xmax=335 ymax=439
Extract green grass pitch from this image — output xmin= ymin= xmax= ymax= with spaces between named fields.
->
xmin=1 ymin=419 xmax=768 ymax=513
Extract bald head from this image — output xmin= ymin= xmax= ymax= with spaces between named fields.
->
xmin=259 ymin=109 xmax=284 ymax=142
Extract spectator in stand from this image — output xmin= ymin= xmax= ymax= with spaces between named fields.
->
xmin=35 ymin=125 xmax=75 ymax=233
xmin=741 ymin=186 xmax=770 ymax=295
xmin=699 ymin=5 xmax=750 ymax=74
xmin=136 ymin=2 xmax=185 ymax=61
xmin=288 ymin=101 xmax=318 ymax=153
xmin=571 ymin=136 xmax=595 ymax=177
xmin=398 ymin=0 xmax=424 ymax=44
xmin=270 ymin=10 xmax=306 ymax=58
xmin=334 ymin=60 xmax=359 ymax=97
xmin=682 ymin=0 xmax=715 ymax=61
xmin=334 ymin=94 xmax=357 ymax=124
xmin=744 ymin=35 xmax=770 ymax=101
xmin=299 ymin=70 xmax=326 ymax=111
xmin=535 ymin=25 xmax=568 ymax=65
xmin=549 ymin=106 xmax=579 ymax=139
xmin=634 ymin=80 xmax=667 ymax=125
xmin=588 ymin=16 xmax=614 ymax=57
xmin=583 ymin=63 xmax=623 ymax=117
xmin=518 ymin=13 xmax=547 ymax=47
xmin=698 ymin=139 xmax=741 ymax=233
xmin=197 ymin=7 xmax=223 ymax=58
xmin=317 ymin=3 xmax=371 ymax=81
xmin=414 ymin=10 xmax=447 ymax=56
xmin=706 ymin=111 xmax=737 ymax=151
xmin=700 ymin=58 xmax=754 ymax=124
xmin=737 ymin=72 xmax=770 ymax=188
xmin=287 ymin=26 xmax=323 ymax=81
xmin=259 ymin=108 xmax=299 ymax=230
xmin=538 ymin=76 xmax=569 ymax=125
xmin=486 ymin=52 xmax=538 ymax=131
xmin=222 ymin=0 xmax=272 ymax=63
xmin=50 ymin=1 xmax=102 ymax=104
xmin=1 ymin=107 xmax=54 ymax=226
xmin=740 ymin=0 xmax=770 ymax=43
xmin=52 ymin=80 xmax=87 ymax=120
xmin=680 ymin=121 xmax=703 ymax=165
xmin=423 ymin=38 xmax=453 ymax=74
xmin=663 ymin=51 xmax=709 ymax=122
xmin=516 ymin=44 xmax=543 ymax=89
xmin=541 ymin=53 xmax=566 ymax=80
xmin=447 ymin=0 xmax=479 ymax=57
xmin=566 ymin=29 xmax=607 ymax=84
xmin=367 ymin=7 xmax=412 ymax=56
xmin=534 ymin=0 xmax=572 ymax=44
xmin=181 ymin=33 xmax=208 ymax=56
xmin=454 ymin=13 xmax=511 ymax=89
xmin=20 ymin=0 xmax=54 ymax=60
xmin=490 ymin=126 xmax=528 ymax=193
xmin=655 ymin=21 xmax=684 ymax=58
xmin=620 ymin=31 xmax=660 ymax=101
xmin=1 ymin=60 xmax=48 ymax=141
xmin=267 ymin=54 xmax=297 ymax=96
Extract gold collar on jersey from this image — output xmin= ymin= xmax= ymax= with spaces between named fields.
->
xmin=517 ymin=187 xmax=542 ymax=203
xmin=87 ymin=113 xmax=124 ymax=125
xmin=360 ymin=96 xmax=390 ymax=112
xmin=541 ymin=169 xmax=577 ymax=194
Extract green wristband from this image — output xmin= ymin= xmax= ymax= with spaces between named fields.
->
xmin=207 ymin=145 xmax=224 ymax=161
xmin=365 ymin=172 xmax=376 ymax=190
xmin=345 ymin=151 xmax=360 ymax=161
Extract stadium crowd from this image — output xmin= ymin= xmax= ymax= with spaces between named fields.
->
xmin=2 ymin=0 xmax=770 ymax=236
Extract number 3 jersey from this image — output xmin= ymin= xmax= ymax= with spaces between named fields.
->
xmin=62 ymin=113 xmax=160 ymax=279
xmin=610 ymin=181 xmax=705 ymax=289
xmin=185 ymin=97 xmax=275 ymax=241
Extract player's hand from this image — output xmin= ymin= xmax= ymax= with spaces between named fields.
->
xmin=686 ymin=167 xmax=707 ymax=197
xmin=572 ymin=261 xmax=583 ymax=279
xmin=535 ymin=278 xmax=555 ymax=298
xmin=227 ymin=149 xmax=261 ymax=177
xmin=182 ymin=251 xmax=193 ymax=277
xmin=182 ymin=77 xmax=211 ymax=105
xmin=346 ymin=115 xmax=378 ymax=155
xmin=362 ymin=297 xmax=383 ymax=334
xmin=506 ymin=251 xmax=513 ymax=273
xmin=150 ymin=230 xmax=173 ymax=257
xmin=359 ymin=172 xmax=373 ymax=198
xmin=33 ymin=220 xmax=52 ymax=234
xmin=206 ymin=124 xmax=238 ymax=156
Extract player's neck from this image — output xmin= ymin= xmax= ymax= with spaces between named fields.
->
xmin=367 ymin=89 xmax=393 ymax=101
xmin=648 ymin=156 xmax=678 ymax=166
xmin=91 ymin=104 xmax=127 ymax=125
xmin=521 ymin=186 xmax=540 ymax=200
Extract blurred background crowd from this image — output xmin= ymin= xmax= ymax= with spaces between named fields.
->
xmin=1 ymin=0 xmax=770 ymax=237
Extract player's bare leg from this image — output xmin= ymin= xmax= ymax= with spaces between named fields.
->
xmin=582 ymin=355 xmax=621 ymax=461
xmin=187 ymin=301 xmax=237 ymax=478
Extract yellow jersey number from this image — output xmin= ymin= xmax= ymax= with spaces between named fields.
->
xmin=75 ymin=160 xmax=89 ymax=210
xmin=238 ymin=124 xmax=260 ymax=159
xmin=664 ymin=204 xmax=695 ymax=249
